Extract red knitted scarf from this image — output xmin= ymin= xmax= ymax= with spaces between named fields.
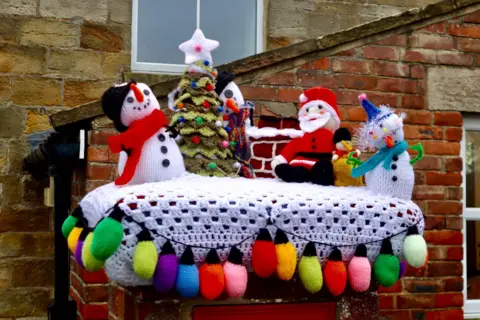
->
xmin=108 ymin=109 xmax=168 ymax=185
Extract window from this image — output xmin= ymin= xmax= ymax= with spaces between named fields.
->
xmin=463 ymin=115 xmax=480 ymax=318
xmin=132 ymin=0 xmax=264 ymax=74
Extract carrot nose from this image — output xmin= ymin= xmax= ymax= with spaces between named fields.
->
xmin=225 ymin=98 xmax=239 ymax=113
xmin=385 ymin=136 xmax=394 ymax=148
xmin=130 ymin=83 xmax=144 ymax=103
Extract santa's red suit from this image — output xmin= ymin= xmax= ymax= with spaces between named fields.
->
xmin=273 ymin=87 xmax=341 ymax=185
xmin=278 ymin=129 xmax=334 ymax=169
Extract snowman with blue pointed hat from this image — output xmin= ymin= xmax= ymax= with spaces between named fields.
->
xmin=348 ymin=94 xmax=424 ymax=200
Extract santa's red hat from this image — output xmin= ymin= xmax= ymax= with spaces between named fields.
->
xmin=298 ymin=87 xmax=340 ymax=129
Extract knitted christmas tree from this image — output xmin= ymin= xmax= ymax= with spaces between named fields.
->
xmin=168 ymin=29 xmax=238 ymax=176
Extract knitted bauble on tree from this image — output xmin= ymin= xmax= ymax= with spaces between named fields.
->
xmin=168 ymin=29 xmax=238 ymax=177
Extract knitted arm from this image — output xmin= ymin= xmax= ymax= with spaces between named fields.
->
xmin=409 ymin=143 xmax=424 ymax=165
xmin=278 ymin=139 xmax=297 ymax=164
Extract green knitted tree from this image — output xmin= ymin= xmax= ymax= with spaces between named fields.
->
xmin=169 ymin=60 xmax=238 ymax=176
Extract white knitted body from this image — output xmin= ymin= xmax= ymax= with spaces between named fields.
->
xmin=78 ymin=174 xmax=424 ymax=287
xmin=127 ymin=127 xmax=185 ymax=185
xmin=365 ymin=151 xmax=414 ymax=200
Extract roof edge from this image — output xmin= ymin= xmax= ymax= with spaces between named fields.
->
xmin=50 ymin=0 xmax=480 ymax=129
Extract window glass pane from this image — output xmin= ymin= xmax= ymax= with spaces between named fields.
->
xmin=137 ymin=0 xmax=196 ymax=64
xmin=466 ymin=131 xmax=480 ymax=207
xmin=467 ymin=220 xmax=480 ymax=299
xmin=200 ymin=0 xmax=257 ymax=65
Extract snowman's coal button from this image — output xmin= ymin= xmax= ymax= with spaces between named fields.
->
xmin=393 ymin=155 xmax=398 ymax=161
xmin=391 ymin=164 xmax=397 ymax=170
xmin=161 ymin=146 xmax=168 ymax=154
xmin=158 ymin=134 xmax=165 ymax=142
xmin=392 ymin=176 xmax=398 ymax=182
xmin=162 ymin=159 xmax=170 ymax=167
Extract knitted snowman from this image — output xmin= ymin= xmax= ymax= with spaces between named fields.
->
xmin=349 ymin=94 xmax=423 ymax=200
xmin=102 ymin=80 xmax=185 ymax=186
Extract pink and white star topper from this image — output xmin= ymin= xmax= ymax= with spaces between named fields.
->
xmin=178 ymin=29 xmax=219 ymax=65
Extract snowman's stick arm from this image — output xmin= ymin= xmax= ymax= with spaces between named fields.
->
xmin=409 ymin=143 xmax=424 ymax=165
xmin=347 ymin=151 xmax=363 ymax=168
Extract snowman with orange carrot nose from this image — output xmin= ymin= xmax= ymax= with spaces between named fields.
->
xmin=347 ymin=94 xmax=424 ymax=200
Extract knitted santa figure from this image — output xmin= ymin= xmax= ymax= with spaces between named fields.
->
xmin=102 ymin=80 xmax=185 ymax=186
xmin=332 ymin=128 xmax=363 ymax=187
xmin=271 ymin=87 xmax=340 ymax=185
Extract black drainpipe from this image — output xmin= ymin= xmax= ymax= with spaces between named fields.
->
xmin=24 ymin=127 xmax=88 ymax=320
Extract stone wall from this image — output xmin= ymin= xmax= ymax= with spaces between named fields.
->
xmin=0 ymin=0 xmax=131 ymax=318
xmin=267 ymin=0 xmax=441 ymax=49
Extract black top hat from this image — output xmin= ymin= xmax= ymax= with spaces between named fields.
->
xmin=214 ymin=71 xmax=235 ymax=95
xmin=333 ymin=127 xmax=351 ymax=144
xmin=101 ymin=80 xmax=136 ymax=132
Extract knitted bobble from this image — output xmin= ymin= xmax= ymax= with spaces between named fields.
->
xmin=91 ymin=206 xmax=124 ymax=261
xmin=153 ymin=241 xmax=178 ymax=293
xmin=274 ymin=229 xmax=297 ymax=281
xmin=398 ymin=260 xmax=407 ymax=280
xmin=215 ymin=120 xmax=223 ymax=127
xmin=74 ymin=228 xmax=90 ymax=269
xmin=374 ymin=239 xmax=400 ymax=288
xmin=251 ymin=228 xmax=277 ymax=278
xmin=298 ymin=242 xmax=323 ymax=294
xmin=202 ymin=101 xmax=211 ymax=108
xmin=82 ymin=232 xmax=104 ymax=272
xmin=176 ymin=246 xmax=199 ymax=298
xmin=324 ymin=248 xmax=347 ymax=296
xmin=205 ymin=83 xmax=214 ymax=91
xmin=348 ymin=244 xmax=371 ymax=292
xmin=403 ymin=226 xmax=428 ymax=268
xmin=67 ymin=226 xmax=83 ymax=254
xmin=62 ymin=206 xmax=83 ymax=239
xmin=220 ymin=141 xmax=229 ymax=148
xmin=224 ymin=246 xmax=248 ymax=298
xmin=133 ymin=230 xmax=158 ymax=279
xmin=199 ymin=249 xmax=225 ymax=300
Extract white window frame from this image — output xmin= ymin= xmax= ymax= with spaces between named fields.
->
xmin=463 ymin=115 xmax=480 ymax=318
xmin=131 ymin=0 xmax=264 ymax=74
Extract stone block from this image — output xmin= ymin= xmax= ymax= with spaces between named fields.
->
xmin=0 ymin=233 xmax=54 ymax=258
xmin=0 ymin=77 xmax=11 ymax=101
xmin=109 ymin=0 xmax=132 ymax=24
xmin=0 ymin=106 xmax=25 ymax=138
xmin=22 ymin=175 xmax=48 ymax=205
xmin=48 ymin=49 xmax=102 ymax=79
xmin=25 ymin=110 xmax=51 ymax=134
xmin=428 ymin=67 xmax=480 ymax=111
xmin=20 ymin=18 xmax=79 ymax=48
xmin=368 ymin=0 xmax=441 ymax=6
xmin=64 ymin=80 xmax=113 ymax=107
xmin=0 ymin=16 xmax=21 ymax=44
xmin=39 ymin=0 xmax=108 ymax=23
xmin=103 ymin=52 xmax=130 ymax=79
xmin=0 ymin=288 xmax=52 ymax=317
xmin=0 ymin=139 xmax=7 ymax=174
xmin=0 ymin=0 xmax=37 ymax=16
xmin=0 ymin=45 xmax=46 ymax=74
xmin=0 ymin=175 xmax=24 ymax=205
xmin=0 ymin=207 xmax=52 ymax=232
xmin=81 ymin=23 xmax=123 ymax=52
xmin=12 ymin=78 xmax=62 ymax=106
xmin=6 ymin=138 xmax=30 ymax=173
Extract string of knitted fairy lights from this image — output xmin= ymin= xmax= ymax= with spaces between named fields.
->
xmin=63 ymin=204 xmax=428 ymax=301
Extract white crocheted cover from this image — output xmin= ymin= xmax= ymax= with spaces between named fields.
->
xmin=79 ymin=173 xmax=424 ymax=287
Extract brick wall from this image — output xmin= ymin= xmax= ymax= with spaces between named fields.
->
xmin=241 ymin=11 xmax=480 ymax=319
xmin=0 ymin=0 xmax=131 ymax=317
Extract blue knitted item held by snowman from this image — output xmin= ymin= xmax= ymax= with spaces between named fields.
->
xmin=351 ymin=94 xmax=423 ymax=200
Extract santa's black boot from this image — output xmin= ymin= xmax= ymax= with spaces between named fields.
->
xmin=275 ymin=164 xmax=311 ymax=183
xmin=310 ymin=159 xmax=334 ymax=186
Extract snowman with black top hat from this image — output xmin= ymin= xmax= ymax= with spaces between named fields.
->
xmin=102 ymin=80 xmax=185 ymax=186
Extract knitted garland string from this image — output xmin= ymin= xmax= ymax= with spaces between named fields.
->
xmin=130 ymin=217 xmax=424 ymax=250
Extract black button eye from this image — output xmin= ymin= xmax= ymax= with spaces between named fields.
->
xmin=127 ymin=97 xmax=134 ymax=103
xmin=224 ymin=89 xmax=233 ymax=98
xmin=379 ymin=124 xmax=383 ymax=128
xmin=318 ymin=105 xmax=322 ymax=109
xmin=143 ymin=89 xmax=150 ymax=96
xmin=306 ymin=107 xmax=310 ymax=113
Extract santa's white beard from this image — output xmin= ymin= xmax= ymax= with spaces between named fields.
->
xmin=299 ymin=113 xmax=331 ymax=133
